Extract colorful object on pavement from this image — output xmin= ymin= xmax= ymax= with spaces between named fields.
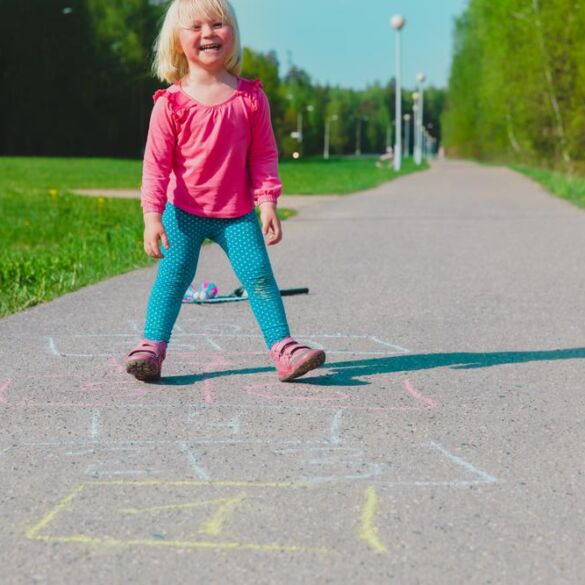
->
xmin=182 ymin=281 xmax=218 ymax=303
xmin=182 ymin=284 xmax=309 ymax=304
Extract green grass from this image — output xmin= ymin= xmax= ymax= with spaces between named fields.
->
xmin=0 ymin=157 xmax=144 ymax=191
xmin=0 ymin=155 xmax=428 ymax=194
xmin=280 ymin=156 xmax=427 ymax=194
xmin=1 ymin=187 xmax=150 ymax=317
xmin=1 ymin=155 xmax=427 ymax=317
xmin=513 ymin=165 xmax=585 ymax=210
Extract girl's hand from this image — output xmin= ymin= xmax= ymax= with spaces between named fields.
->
xmin=259 ymin=202 xmax=282 ymax=246
xmin=143 ymin=213 xmax=169 ymax=258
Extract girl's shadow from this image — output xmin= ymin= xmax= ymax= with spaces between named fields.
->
xmin=161 ymin=347 xmax=585 ymax=387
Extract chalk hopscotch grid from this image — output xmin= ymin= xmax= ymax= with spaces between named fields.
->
xmin=12 ymin=326 xmax=498 ymax=554
xmin=24 ymin=450 xmax=496 ymax=556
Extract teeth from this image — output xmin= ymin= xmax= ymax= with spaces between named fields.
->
xmin=201 ymin=44 xmax=220 ymax=51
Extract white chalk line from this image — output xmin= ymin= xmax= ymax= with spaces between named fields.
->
xmin=428 ymin=442 xmax=497 ymax=484
xmin=179 ymin=442 xmax=213 ymax=480
xmin=47 ymin=337 xmax=60 ymax=356
xmin=90 ymin=410 xmax=101 ymax=442
xmin=329 ymin=410 xmax=343 ymax=445
xmin=205 ymin=336 xmax=223 ymax=351
xmin=46 ymin=332 xmax=411 ymax=357
xmin=4 ymin=440 xmax=497 ymax=488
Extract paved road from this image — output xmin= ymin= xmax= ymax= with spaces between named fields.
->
xmin=2 ymin=160 xmax=585 ymax=584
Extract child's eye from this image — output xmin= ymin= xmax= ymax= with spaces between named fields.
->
xmin=191 ymin=24 xmax=202 ymax=31
xmin=213 ymin=22 xmax=224 ymax=28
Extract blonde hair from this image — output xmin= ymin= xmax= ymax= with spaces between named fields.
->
xmin=153 ymin=0 xmax=242 ymax=83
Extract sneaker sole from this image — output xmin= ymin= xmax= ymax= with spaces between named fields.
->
xmin=126 ymin=359 xmax=161 ymax=382
xmin=278 ymin=351 xmax=326 ymax=382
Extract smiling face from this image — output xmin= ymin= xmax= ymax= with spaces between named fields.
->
xmin=177 ymin=14 xmax=235 ymax=73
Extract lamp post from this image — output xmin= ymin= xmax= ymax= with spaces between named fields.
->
xmin=403 ymin=113 xmax=411 ymax=157
xmin=290 ymin=104 xmax=314 ymax=156
xmin=390 ymin=14 xmax=405 ymax=171
xmin=298 ymin=105 xmax=314 ymax=145
xmin=324 ymin=114 xmax=339 ymax=160
xmin=291 ymin=105 xmax=314 ymax=143
xmin=355 ymin=116 xmax=368 ymax=156
xmin=412 ymin=92 xmax=419 ymax=164
xmin=415 ymin=73 xmax=425 ymax=165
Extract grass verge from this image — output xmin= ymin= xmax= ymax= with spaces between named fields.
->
xmin=281 ymin=156 xmax=427 ymax=193
xmin=513 ymin=165 xmax=585 ymax=210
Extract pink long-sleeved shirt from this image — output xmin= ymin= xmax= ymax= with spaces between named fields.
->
xmin=141 ymin=77 xmax=282 ymax=218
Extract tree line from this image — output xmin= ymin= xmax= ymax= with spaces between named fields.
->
xmin=443 ymin=0 xmax=585 ymax=174
xmin=0 ymin=0 xmax=445 ymax=160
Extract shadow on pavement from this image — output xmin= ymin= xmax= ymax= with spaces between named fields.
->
xmin=159 ymin=347 xmax=585 ymax=387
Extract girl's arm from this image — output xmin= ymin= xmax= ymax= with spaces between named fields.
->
xmin=249 ymin=89 xmax=283 ymax=244
xmin=141 ymin=94 xmax=175 ymax=257
xmin=258 ymin=201 xmax=282 ymax=246
xmin=249 ymin=89 xmax=282 ymax=207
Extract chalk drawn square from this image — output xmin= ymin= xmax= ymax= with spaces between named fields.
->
xmin=26 ymin=481 xmax=346 ymax=554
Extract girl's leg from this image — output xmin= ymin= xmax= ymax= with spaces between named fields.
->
xmin=144 ymin=204 xmax=206 ymax=343
xmin=212 ymin=211 xmax=290 ymax=348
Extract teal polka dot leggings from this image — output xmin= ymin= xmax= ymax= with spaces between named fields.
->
xmin=144 ymin=203 xmax=290 ymax=348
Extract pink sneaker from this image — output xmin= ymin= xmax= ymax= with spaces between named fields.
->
xmin=126 ymin=339 xmax=167 ymax=382
xmin=270 ymin=337 xmax=326 ymax=382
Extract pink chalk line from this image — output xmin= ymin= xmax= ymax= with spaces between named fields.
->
xmin=243 ymin=384 xmax=350 ymax=402
xmin=404 ymin=379 xmax=437 ymax=409
xmin=199 ymin=355 xmax=232 ymax=405
xmin=109 ymin=356 xmax=126 ymax=375
xmin=0 ymin=380 xmax=12 ymax=404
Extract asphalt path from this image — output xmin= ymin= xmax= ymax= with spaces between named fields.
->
xmin=2 ymin=160 xmax=585 ymax=584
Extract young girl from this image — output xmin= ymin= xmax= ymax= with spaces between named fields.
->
xmin=126 ymin=0 xmax=326 ymax=383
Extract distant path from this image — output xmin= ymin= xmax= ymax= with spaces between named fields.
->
xmin=3 ymin=160 xmax=585 ymax=584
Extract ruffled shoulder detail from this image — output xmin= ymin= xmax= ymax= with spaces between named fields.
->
xmin=152 ymin=88 xmax=168 ymax=103
xmin=154 ymin=85 xmax=198 ymax=125
xmin=237 ymin=78 xmax=265 ymax=113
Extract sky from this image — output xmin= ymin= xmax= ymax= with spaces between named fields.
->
xmin=230 ymin=0 xmax=469 ymax=90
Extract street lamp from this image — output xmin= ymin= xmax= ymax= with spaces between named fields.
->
xmin=299 ymin=105 xmax=314 ymax=144
xmin=290 ymin=106 xmax=314 ymax=143
xmin=390 ymin=14 xmax=405 ymax=171
xmin=412 ymin=92 xmax=419 ymax=164
xmin=415 ymin=73 xmax=425 ymax=165
xmin=355 ymin=115 xmax=368 ymax=156
xmin=403 ymin=113 xmax=411 ymax=157
xmin=324 ymin=114 xmax=339 ymax=160
xmin=290 ymin=104 xmax=314 ymax=155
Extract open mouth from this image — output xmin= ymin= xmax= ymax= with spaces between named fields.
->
xmin=199 ymin=43 xmax=222 ymax=52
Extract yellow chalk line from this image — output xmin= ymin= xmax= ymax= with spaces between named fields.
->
xmin=29 ymin=534 xmax=332 ymax=554
xmin=200 ymin=492 xmax=247 ymax=536
xmin=121 ymin=497 xmax=234 ymax=515
xmin=26 ymin=484 xmax=86 ymax=540
xmin=25 ymin=480 xmax=334 ymax=555
xmin=359 ymin=486 xmax=387 ymax=554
